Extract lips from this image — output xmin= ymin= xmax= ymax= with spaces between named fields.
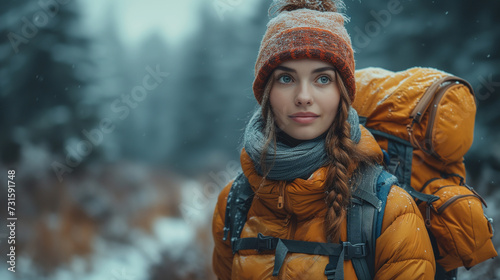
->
xmin=289 ymin=112 xmax=319 ymax=124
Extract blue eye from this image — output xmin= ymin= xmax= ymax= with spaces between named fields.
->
xmin=317 ymin=76 xmax=331 ymax=84
xmin=278 ymin=75 xmax=293 ymax=84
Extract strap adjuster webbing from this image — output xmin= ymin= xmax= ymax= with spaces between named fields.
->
xmin=324 ymin=242 xmax=367 ymax=280
xmin=324 ymin=262 xmax=338 ymax=280
xmin=232 ymin=234 xmax=368 ymax=278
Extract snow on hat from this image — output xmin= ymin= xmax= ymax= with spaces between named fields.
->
xmin=253 ymin=0 xmax=355 ymax=104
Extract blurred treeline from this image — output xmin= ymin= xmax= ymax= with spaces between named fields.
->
xmin=0 ymin=0 xmax=498 ymax=279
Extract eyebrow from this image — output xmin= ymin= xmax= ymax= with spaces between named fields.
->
xmin=275 ymin=66 xmax=337 ymax=74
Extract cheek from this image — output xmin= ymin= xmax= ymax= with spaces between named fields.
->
xmin=269 ymin=89 xmax=283 ymax=109
xmin=330 ymin=99 xmax=341 ymax=116
xmin=322 ymin=92 xmax=341 ymax=123
xmin=270 ymin=91 xmax=288 ymax=118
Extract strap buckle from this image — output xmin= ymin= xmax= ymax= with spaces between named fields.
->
xmin=324 ymin=263 xmax=337 ymax=280
xmin=343 ymin=242 xmax=367 ymax=260
xmin=257 ymin=233 xmax=274 ymax=252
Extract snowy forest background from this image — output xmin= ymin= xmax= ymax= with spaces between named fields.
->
xmin=0 ymin=0 xmax=499 ymax=279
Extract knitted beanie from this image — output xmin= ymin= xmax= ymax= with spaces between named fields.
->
xmin=253 ymin=0 xmax=355 ymax=104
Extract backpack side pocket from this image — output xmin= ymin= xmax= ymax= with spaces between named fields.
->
xmin=419 ymin=178 xmax=496 ymax=271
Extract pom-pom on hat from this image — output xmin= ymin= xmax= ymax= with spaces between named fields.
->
xmin=253 ymin=0 xmax=355 ymax=104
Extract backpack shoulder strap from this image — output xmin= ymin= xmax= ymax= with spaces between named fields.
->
xmin=348 ymin=164 xmax=398 ymax=280
xmin=222 ymin=172 xmax=255 ymax=248
xmin=374 ymin=169 xmax=399 ymax=238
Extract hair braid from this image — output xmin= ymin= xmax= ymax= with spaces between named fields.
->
xmin=323 ymin=98 xmax=353 ymax=242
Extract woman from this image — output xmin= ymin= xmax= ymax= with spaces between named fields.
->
xmin=212 ymin=1 xmax=435 ymax=279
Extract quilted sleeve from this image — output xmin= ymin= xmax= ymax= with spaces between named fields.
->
xmin=374 ymin=185 xmax=436 ymax=280
xmin=212 ymin=182 xmax=234 ymax=280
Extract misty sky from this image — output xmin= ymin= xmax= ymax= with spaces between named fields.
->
xmin=81 ymin=0 xmax=260 ymax=50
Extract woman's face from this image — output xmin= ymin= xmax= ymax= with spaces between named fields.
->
xmin=269 ymin=59 xmax=341 ymax=140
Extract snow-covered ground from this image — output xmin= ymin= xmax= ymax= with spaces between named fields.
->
xmin=0 ymin=176 xmax=217 ymax=280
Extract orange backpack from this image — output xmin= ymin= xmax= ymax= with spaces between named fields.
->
xmin=352 ymin=67 xmax=497 ymax=276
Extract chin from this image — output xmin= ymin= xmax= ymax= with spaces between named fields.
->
xmin=289 ymin=131 xmax=322 ymax=141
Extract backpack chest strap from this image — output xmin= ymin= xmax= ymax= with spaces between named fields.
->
xmin=232 ymin=233 xmax=367 ymax=278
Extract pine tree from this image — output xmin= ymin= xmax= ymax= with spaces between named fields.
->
xmin=0 ymin=1 xmax=98 ymax=168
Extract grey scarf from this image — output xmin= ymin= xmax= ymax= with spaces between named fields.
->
xmin=243 ymin=107 xmax=361 ymax=181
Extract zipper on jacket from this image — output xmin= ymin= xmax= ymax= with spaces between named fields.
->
xmin=425 ymin=204 xmax=433 ymax=228
xmin=278 ymin=215 xmax=298 ymax=280
xmin=278 ymin=182 xmax=285 ymax=209
xmin=277 ymin=182 xmax=298 ymax=280
xmin=278 ymin=181 xmax=297 ymax=237
xmin=288 ymin=215 xmax=297 ymax=240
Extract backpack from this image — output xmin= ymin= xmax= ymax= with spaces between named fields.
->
xmin=223 ymin=164 xmax=399 ymax=280
xmin=352 ymin=67 xmax=497 ymax=278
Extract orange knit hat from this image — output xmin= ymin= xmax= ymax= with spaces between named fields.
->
xmin=253 ymin=0 xmax=355 ymax=104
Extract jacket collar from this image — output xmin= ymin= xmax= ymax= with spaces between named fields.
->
xmin=239 ymin=125 xmax=383 ymax=219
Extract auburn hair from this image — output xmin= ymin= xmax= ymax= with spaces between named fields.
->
xmin=259 ymin=70 xmax=378 ymax=242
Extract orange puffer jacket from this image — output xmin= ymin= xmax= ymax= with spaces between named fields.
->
xmin=212 ymin=127 xmax=436 ymax=279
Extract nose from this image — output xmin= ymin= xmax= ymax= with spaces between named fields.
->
xmin=295 ymin=83 xmax=313 ymax=106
